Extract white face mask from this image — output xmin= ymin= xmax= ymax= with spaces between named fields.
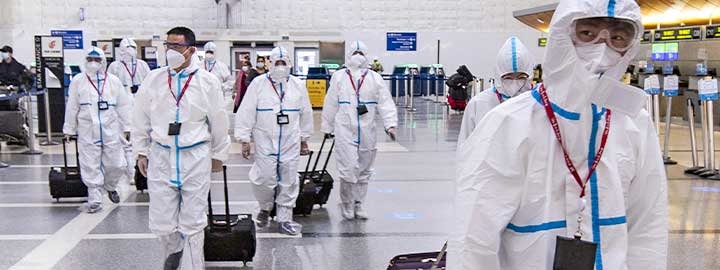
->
xmin=125 ymin=47 xmax=137 ymax=59
xmin=241 ymin=66 xmax=249 ymax=72
xmin=575 ymin=43 xmax=623 ymax=74
xmin=166 ymin=49 xmax=188 ymax=69
xmin=85 ymin=61 xmax=101 ymax=74
xmin=499 ymin=79 xmax=530 ymax=97
xmin=349 ymin=54 xmax=367 ymax=69
xmin=0 ymin=52 xmax=9 ymax=60
xmin=205 ymin=52 xmax=215 ymax=62
xmin=256 ymin=62 xmax=265 ymax=68
xmin=270 ymin=65 xmax=290 ymax=82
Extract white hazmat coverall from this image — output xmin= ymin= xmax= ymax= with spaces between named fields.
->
xmin=458 ymin=36 xmax=534 ymax=146
xmin=133 ymin=61 xmax=230 ymax=269
xmin=449 ymin=0 xmax=668 ymax=269
xmin=63 ymin=47 xmax=132 ymax=207
xmin=321 ymin=40 xmax=398 ymax=214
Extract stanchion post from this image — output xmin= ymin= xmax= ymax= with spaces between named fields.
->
xmin=22 ymin=93 xmax=42 ymax=155
xmin=40 ymin=89 xmax=59 ymax=145
xmin=705 ymin=100 xmax=720 ymax=179
xmin=408 ymin=75 xmax=416 ymax=112
xmin=685 ymin=98 xmax=702 ymax=173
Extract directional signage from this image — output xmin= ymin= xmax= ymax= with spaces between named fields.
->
xmin=387 ymin=32 xmax=417 ymax=51
xmin=50 ymin=30 xmax=83 ymax=49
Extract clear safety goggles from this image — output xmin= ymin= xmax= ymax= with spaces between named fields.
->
xmin=86 ymin=57 xmax=103 ymax=63
xmin=571 ymin=17 xmax=638 ymax=52
xmin=500 ymin=73 xmax=529 ymax=89
xmin=163 ymin=42 xmax=192 ymax=52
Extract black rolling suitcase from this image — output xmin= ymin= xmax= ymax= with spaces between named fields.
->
xmin=293 ymin=151 xmax=319 ymax=216
xmin=204 ymin=165 xmax=256 ymax=265
xmin=134 ymin=163 xmax=148 ymax=191
xmin=271 ymin=151 xmax=318 ymax=216
xmin=387 ymin=242 xmax=447 ymax=270
xmin=49 ymin=138 xmax=88 ymax=201
xmin=305 ymin=135 xmax=335 ymax=206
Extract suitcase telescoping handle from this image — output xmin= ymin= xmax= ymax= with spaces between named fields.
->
xmin=61 ymin=137 xmax=80 ymax=173
xmin=429 ymin=241 xmax=448 ymax=270
xmin=298 ymin=151 xmax=314 ymax=190
xmin=207 ymin=165 xmax=233 ymax=231
xmin=312 ymin=136 xmax=335 ymax=174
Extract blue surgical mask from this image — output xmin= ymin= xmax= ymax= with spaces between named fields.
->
xmin=0 ymin=52 xmax=9 ymax=60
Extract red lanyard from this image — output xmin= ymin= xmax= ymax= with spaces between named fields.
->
xmin=122 ymin=61 xmax=137 ymax=81
xmin=495 ymin=91 xmax=504 ymax=103
xmin=205 ymin=62 xmax=216 ymax=73
xmin=537 ymin=84 xmax=611 ymax=198
xmin=267 ymin=75 xmax=285 ymax=101
xmin=346 ymin=70 xmax=367 ymax=95
xmin=167 ymin=71 xmax=196 ymax=107
xmin=86 ymin=73 xmax=107 ymax=97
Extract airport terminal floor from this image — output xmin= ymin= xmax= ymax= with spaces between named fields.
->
xmin=0 ymin=98 xmax=719 ymax=270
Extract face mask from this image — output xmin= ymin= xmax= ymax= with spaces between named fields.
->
xmin=349 ymin=54 xmax=367 ymax=69
xmin=256 ymin=62 xmax=265 ymax=68
xmin=0 ymin=52 xmax=9 ymax=60
xmin=125 ymin=47 xmax=137 ymax=59
xmin=241 ymin=66 xmax=249 ymax=72
xmin=85 ymin=61 xmax=101 ymax=74
xmin=270 ymin=65 xmax=290 ymax=82
xmin=205 ymin=53 xmax=215 ymax=62
xmin=575 ymin=43 xmax=623 ymax=74
xmin=166 ymin=49 xmax=188 ymax=69
xmin=500 ymin=79 xmax=530 ymax=97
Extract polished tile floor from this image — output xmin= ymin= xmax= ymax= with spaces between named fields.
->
xmin=0 ymin=97 xmax=718 ymax=270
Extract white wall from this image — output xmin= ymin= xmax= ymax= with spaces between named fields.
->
xmin=2 ymin=0 xmax=553 ymax=80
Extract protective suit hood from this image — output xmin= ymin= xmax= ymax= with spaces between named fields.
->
xmin=120 ymin=38 xmax=137 ymax=49
xmin=83 ymin=46 xmax=108 ymax=74
xmin=494 ymin=36 xmax=534 ymax=97
xmin=543 ymin=0 xmax=645 ymax=117
xmin=347 ymin=40 xmax=369 ymax=73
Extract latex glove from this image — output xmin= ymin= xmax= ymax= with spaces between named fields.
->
xmin=211 ymin=159 xmax=223 ymax=172
xmin=64 ymin=134 xmax=73 ymax=143
xmin=300 ymin=141 xmax=310 ymax=156
xmin=386 ymin=127 xmax=396 ymax=141
xmin=137 ymin=155 xmax=148 ymax=177
xmin=242 ymin=142 xmax=251 ymax=159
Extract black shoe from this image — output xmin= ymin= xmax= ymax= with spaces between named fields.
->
xmin=163 ymin=250 xmax=183 ymax=270
xmin=107 ymin=191 xmax=120 ymax=204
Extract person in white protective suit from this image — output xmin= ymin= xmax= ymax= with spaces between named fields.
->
xmin=449 ymin=0 xmax=668 ymax=269
xmin=321 ymin=41 xmax=398 ymax=220
xmin=63 ymin=46 xmax=132 ymax=213
xmin=202 ymin=42 xmax=234 ymax=98
xmin=107 ymin=37 xmax=152 ymax=180
xmin=234 ymin=46 xmax=313 ymax=235
xmin=133 ymin=27 xmax=230 ymax=270
xmin=457 ymin=36 xmax=534 ymax=146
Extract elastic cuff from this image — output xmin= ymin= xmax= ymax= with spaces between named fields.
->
xmin=212 ymin=152 xmax=229 ymax=162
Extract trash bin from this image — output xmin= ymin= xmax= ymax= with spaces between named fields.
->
xmin=391 ymin=65 xmax=409 ymax=98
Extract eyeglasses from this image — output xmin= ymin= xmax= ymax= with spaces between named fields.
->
xmin=163 ymin=42 xmax=192 ymax=52
xmin=571 ymin=17 xmax=638 ymax=52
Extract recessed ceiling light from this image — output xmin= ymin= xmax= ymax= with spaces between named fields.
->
xmin=537 ymin=18 xmax=545 ymax=24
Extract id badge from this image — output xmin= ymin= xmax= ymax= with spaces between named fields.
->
xmin=168 ymin=122 xmax=182 ymax=136
xmin=130 ymin=85 xmax=139 ymax=94
xmin=552 ymin=235 xmax=597 ymax=270
xmin=97 ymin=101 xmax=109 ymax=111
xmin=277 ymin=113 xmax=289 ymax=125
xmin=357 ymin=105 xmax=369 ymax=115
